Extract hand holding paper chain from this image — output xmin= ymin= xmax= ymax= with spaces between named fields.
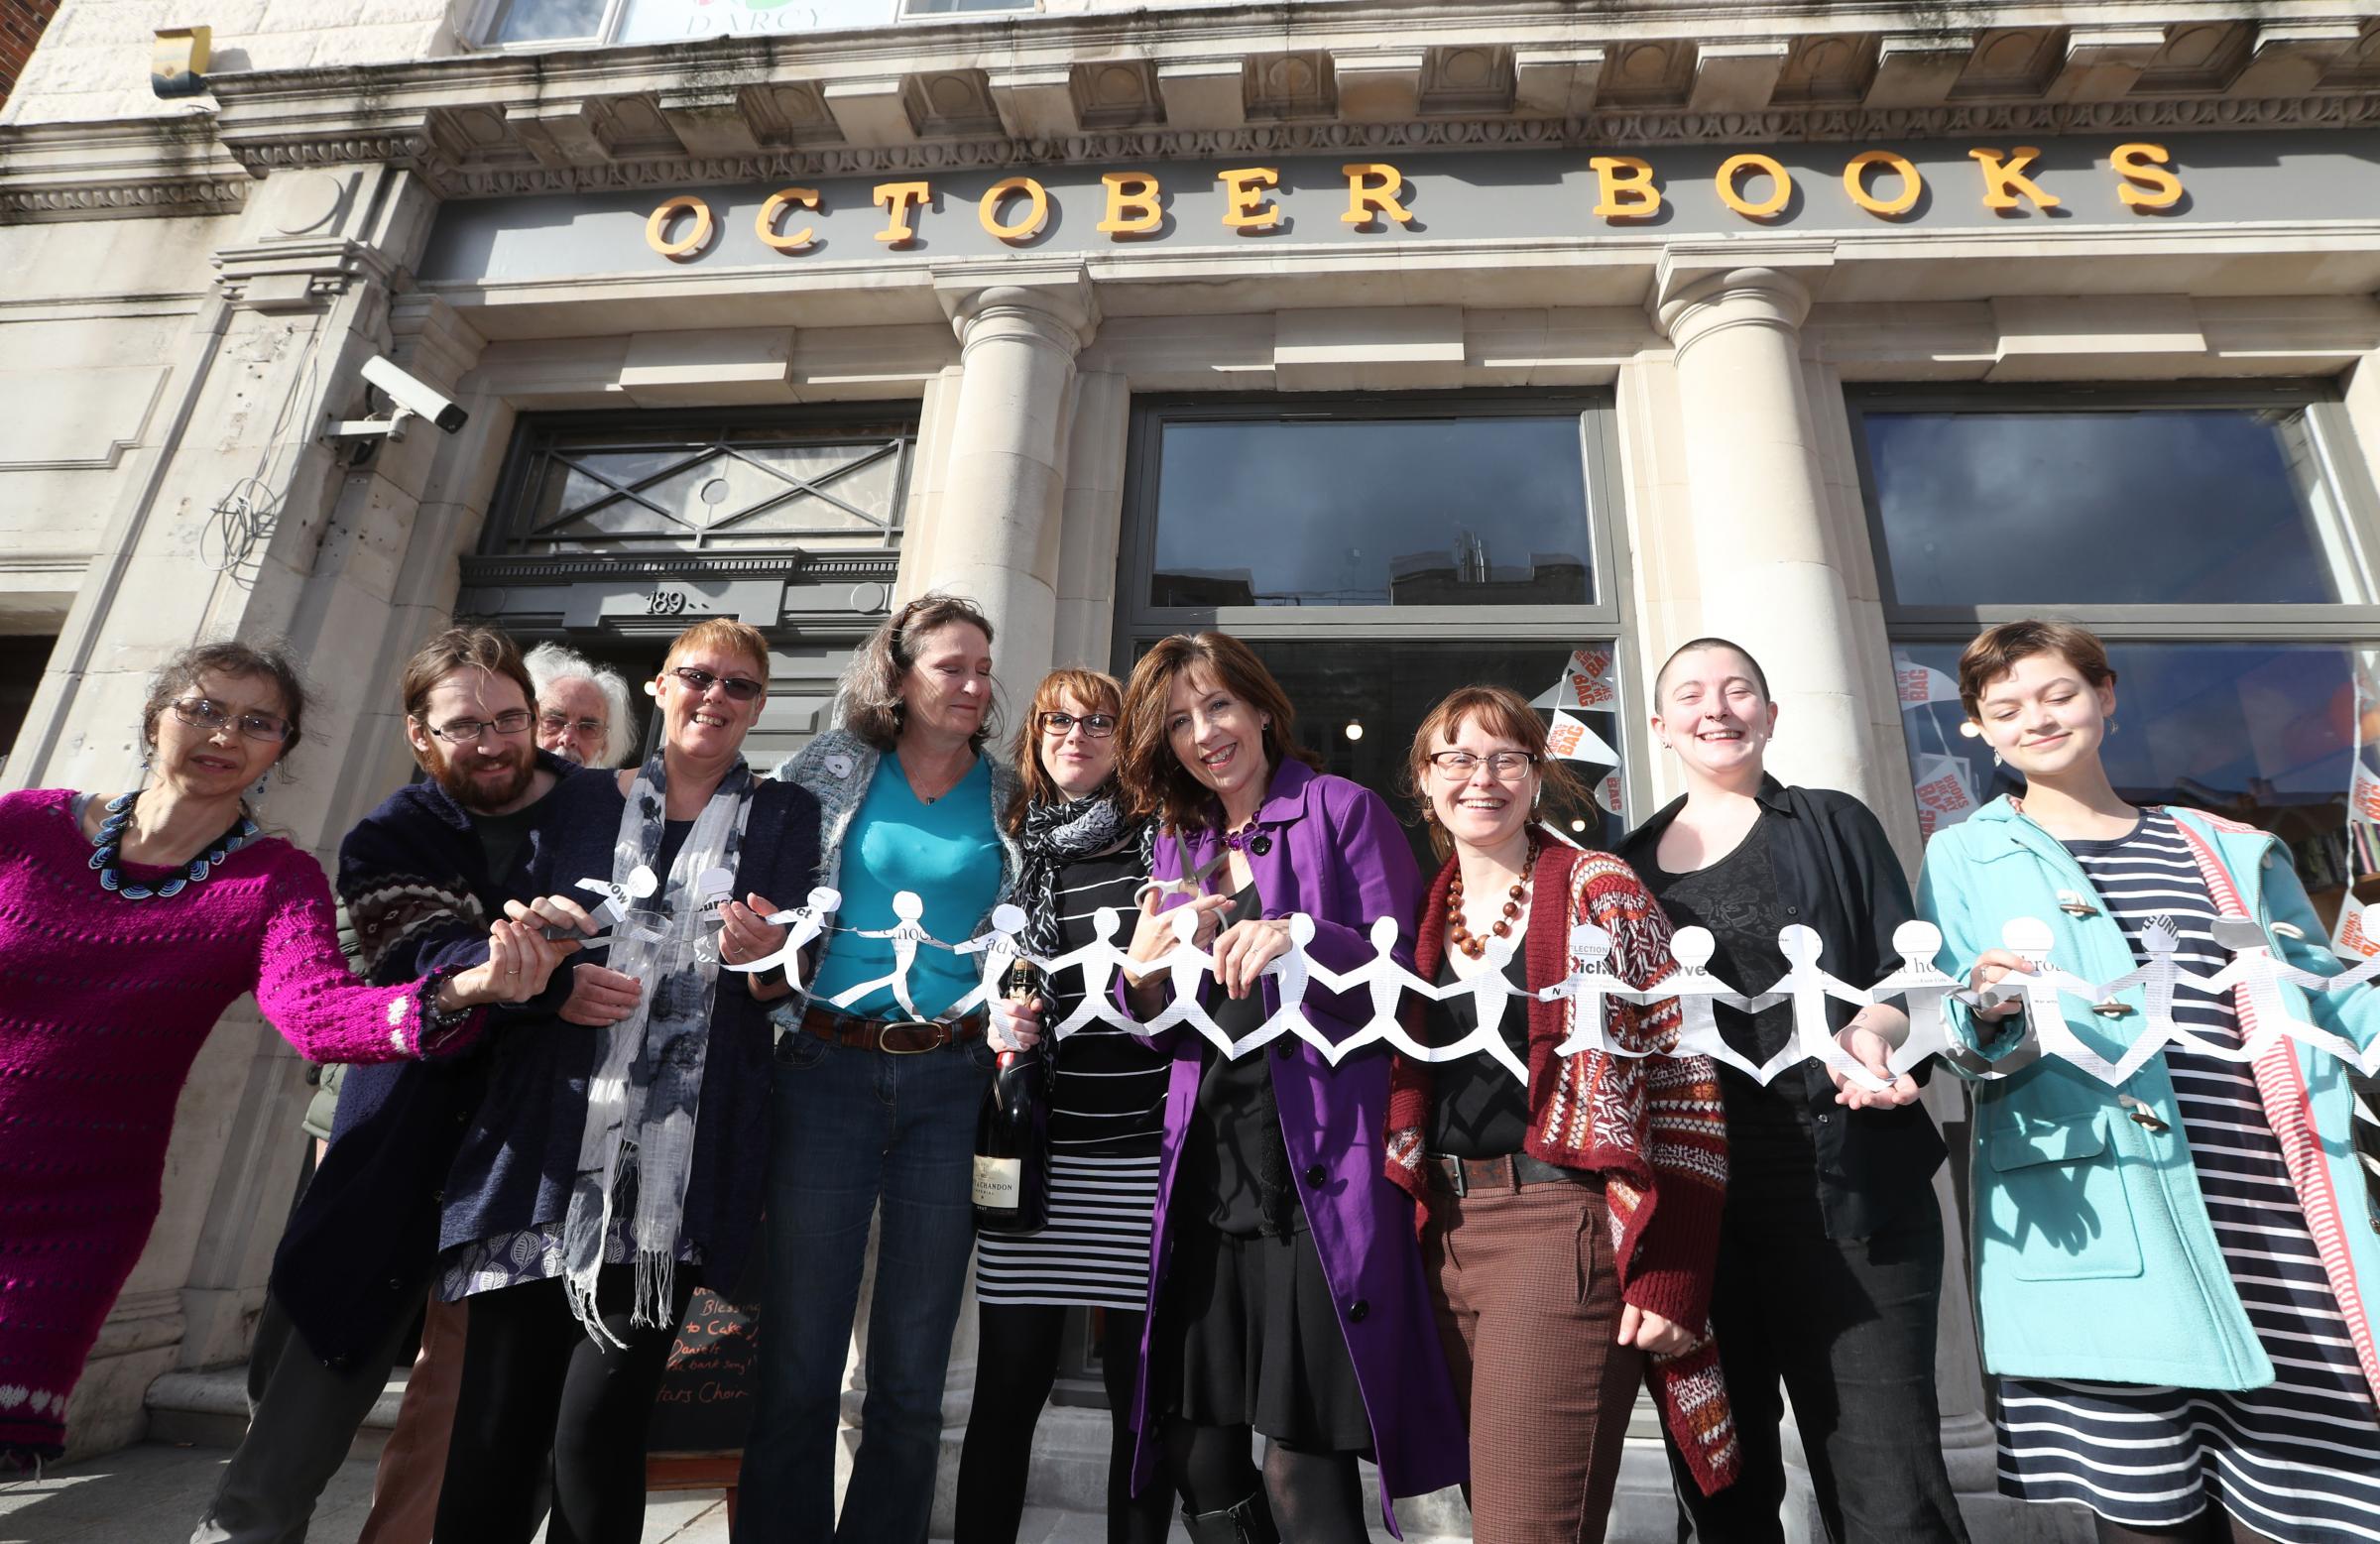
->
xmin=721 ymin=886 xmax=842 ymax=994
xmin=760 ymin=891 xmax=2380 ymax=1082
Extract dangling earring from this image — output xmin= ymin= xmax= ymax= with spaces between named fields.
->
xmin=2105 ymin=719 xmax=2118 ymax=737
xmin=1991 ymin=749 xmax=2004 ymax=767
xmin=248 ymin=771 xmax=272 ymax=807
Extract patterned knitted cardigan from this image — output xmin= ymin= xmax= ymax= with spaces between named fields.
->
xmin=1384 ymin=842 xmax=1740 ymax=1495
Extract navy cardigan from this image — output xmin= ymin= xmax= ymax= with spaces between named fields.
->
xmin=272 ymin=752 xmax=585 ymax=1366
xmin=434 ymin=769 xmax=820 ymax=1298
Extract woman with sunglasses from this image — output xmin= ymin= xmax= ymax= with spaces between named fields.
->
xmin=1382 ymin=685 xmax=1736 ymax=1542
xmin=1917 ymin=620 xmax=2380 ymax=1544
xmin=953 ymin=668 xmax=1180 ymax=1544
xmin=738 ymin=592 xmax=1022 ymax=1544
xmin=0 ymin=642 xmax=569 ymax=1469
xmin=1114 ymin=632 xmax=1464 ymax=1544
xmin=1613 ymin=638 xmax=1967 ymax=1544
xmin=428 ymin=619 xmax=820 ymax=1544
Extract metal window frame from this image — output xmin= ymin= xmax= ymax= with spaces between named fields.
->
xmin=1844 ymin=379 xmax=2380 ymax=640
xmin=463 ymin=0 xmax=1028 ymax=47
xmin=1111 ymin=389 xmax=1649 ymax=807
xmin=481 ymin=404 xmax=920 ymax=559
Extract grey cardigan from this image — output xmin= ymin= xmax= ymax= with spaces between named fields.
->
xmin=768 ymin=726 xmax=1022 ymax=1020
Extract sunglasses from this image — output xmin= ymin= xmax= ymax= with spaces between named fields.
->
xmin=668 ymin=665 xmax=766 ymax=702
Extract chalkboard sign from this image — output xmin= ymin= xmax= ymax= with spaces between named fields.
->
xmin=647 ymin=1286 xmax=760 ymax=1457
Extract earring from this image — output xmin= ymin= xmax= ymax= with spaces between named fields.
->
xmin=2106 ymin=720 xmax=2118 ymax=736
xmin=1991 ymin=749 xmax=2004 ymax=767
xmin=248 ymin=772 xmax=272 ymax=805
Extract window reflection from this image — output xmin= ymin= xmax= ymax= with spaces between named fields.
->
xmin=1136 ymin=640 xmax=1625 ymax=870
xmin=486 ymin=0 xmax=607 ymax=43
xmin=1863 ymin=409 xmax=2353 ymax=607
xmin=1896 ymin=642 xmax=2375 ymax=919
xmin=1148 ymin=416 xmax=1594 ymax=609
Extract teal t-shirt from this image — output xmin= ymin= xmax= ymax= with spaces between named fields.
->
xmin=807 ymin=754 xmax=1005 ymax=1019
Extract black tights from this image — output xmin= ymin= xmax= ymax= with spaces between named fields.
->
xmin=2095 ymin=1512 xmax=2277 ymax=1544
xmin=954 ymin=1303 xmax=1172 ymax=1544
xmin=1166 ymin=1419 xmax=1364 ymax=1544
xmin=432 ymin=1267 xmax=692 ymax=1544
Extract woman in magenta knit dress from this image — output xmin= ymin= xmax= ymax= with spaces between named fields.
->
xmin=0 ymin=642 xmax=570 ymax=1468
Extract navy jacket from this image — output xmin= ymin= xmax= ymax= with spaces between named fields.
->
xmin=1616 ymin=777 xmax=1945 ymax=1241
xmin=272 ymin=753 xmax=585 ymax=1365
xmin=435 ymin=768 xmax=819 ymax=1298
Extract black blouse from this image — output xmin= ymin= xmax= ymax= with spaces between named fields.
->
xmin=1175 ymin=885 xmax=1303 ymax=1238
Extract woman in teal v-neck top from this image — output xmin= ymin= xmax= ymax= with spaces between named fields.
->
xmin=807 ymin=753 xmax=1003 ymax=1017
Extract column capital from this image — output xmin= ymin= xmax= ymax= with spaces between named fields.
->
xmin=1651 ymin=244 xmax=1835 ymax=348
xmin=934 ymin=261 xmax=1100 ymax=354
xmin=388 ymin=294 xmax=489 ymax=391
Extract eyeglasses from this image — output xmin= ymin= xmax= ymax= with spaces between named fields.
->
xmin=538 ymin=711 xmax=607 ymax=738
xmin=1428 ymin=749 xmax=1538 ymax=779
xmin=172 ymin=697 xmax=292 ymax=744
xmin=1038 ymin=711 xmax=1118 ymax=739
xmin=669 ymin=665 xmax=766 ymax=702
xmin=423 ymin=709 xmax=535 ymax=745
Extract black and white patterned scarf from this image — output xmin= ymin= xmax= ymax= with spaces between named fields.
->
xmin=561 ymin=752 xmax=755 ymax=1344
xmin=1015 ymin=785 xmax=1153 ymax=959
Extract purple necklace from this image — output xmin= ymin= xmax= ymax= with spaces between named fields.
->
xmin=1220 ymin=816 xmax=1270 ymax=857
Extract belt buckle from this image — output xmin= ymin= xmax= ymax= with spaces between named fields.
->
xmin=878 ymin=1019 xmax=944 ymax=1055
xmin=1434 ymin=1155 xmax=1467 ymax=1198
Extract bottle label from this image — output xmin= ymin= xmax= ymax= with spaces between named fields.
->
xmin=972 ymin=1155 xmax=1022 ymax=1209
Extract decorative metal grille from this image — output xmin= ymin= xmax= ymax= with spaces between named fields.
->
xmin=488 ymin=416 xmax=915 ymax=556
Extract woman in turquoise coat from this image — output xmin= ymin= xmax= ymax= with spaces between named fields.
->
xmin=1915 ymin=619 xmax=2380 ymax=1544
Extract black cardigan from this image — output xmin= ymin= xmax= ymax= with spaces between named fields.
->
xmin=1616 ymin=777 xmax=1945 ymax=1241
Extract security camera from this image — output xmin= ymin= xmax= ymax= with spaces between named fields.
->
xmin=360 ymin=355 xmax=469 ymax=434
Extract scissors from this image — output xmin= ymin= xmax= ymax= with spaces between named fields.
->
xmin=1134 ymin=830 xmax=1229 ymax=909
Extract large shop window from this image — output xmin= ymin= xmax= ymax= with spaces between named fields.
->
xmin=1853 ymin=384 xmax=2380 ymax=929
xmin=1118 ymin=395 xmax=1632 ymax=864
xmin=485 ymin=414 xmax=914 ymax=556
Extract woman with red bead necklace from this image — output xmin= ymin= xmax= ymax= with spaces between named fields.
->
xmin=1381 ymin=685 xmax=1736 ymax=1541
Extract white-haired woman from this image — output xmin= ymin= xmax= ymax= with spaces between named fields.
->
xmin=525 ymin=642 xmax=638 ymax=769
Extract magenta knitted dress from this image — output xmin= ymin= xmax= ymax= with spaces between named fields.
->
xmin=0 ymin=787 xmax=484 ymax=1462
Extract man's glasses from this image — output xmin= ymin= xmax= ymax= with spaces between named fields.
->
xmin=670 ymin=666 xmax=766 ymax=702
xmin=1038 ymin=711 xmax=1118 ymax=739
xmin=172 ymin=697 xmax=292 ymax=744
xmin=423 ymin=709 xmax=535 ymax=745
xmin=539 ymin=711 xmax=607 ymax=738
xmin=1428 ymin=749 xmax=1538 ymax=779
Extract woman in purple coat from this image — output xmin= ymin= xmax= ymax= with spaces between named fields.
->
xmin=1113 ymin=632 xmax=1465 ymax=1544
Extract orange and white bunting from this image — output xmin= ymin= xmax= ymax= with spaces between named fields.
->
xmin=1534 ymin=647 xmax=1618 ymax=711
xmin=1911 ymin=753 xmax=1977 ymax=842
xmin=2352 ymin=762 xmax=2380 ymax=825
xmin=1546 ymin=709 xmax=1619 ymax=765
xmin=2333 ymin=891 xmax=2380 ymax=962
xmin=1593 ymin=772 xmax=1624 ymax=814
xmin=1893 ymin=652 xmax=1962 ymax=710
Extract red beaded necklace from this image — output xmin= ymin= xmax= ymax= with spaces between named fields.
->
xmin=1447 ymin=838 xmax=1536 ymax=960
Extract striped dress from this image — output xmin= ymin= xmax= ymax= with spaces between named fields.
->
xmin=975 ymin=847 xmax=1170 ymax=1310
xmin=1995 ymin=808 xmax=2380 ymax=1540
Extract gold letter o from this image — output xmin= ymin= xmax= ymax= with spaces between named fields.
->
xmin=646 ymin=195 xmax=715 ymax=261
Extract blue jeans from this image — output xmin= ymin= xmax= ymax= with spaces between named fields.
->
xmin=736 ymin=1030 xmax=995 ymax=1543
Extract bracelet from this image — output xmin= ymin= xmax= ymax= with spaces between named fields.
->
xmin=753 ymin=962 xmax=786 ymax=990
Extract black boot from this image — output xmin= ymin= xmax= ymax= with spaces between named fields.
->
xmin=1180 ymin=1491 xmax=1281 ymax=1544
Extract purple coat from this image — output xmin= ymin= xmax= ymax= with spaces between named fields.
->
xmin=1129 ymin=760 xmax=1467 ymax=1529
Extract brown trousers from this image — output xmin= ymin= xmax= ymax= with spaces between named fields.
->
xmin=1423 ymin=1175 xmax=1644 ymax=1544
xmin=354 ymin=1296 xmax=468 ymax=1544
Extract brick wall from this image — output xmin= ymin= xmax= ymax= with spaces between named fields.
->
xmin=0 ymin=0 xmax=61 ymax=107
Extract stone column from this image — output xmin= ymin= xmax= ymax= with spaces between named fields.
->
xmin=919 ymin=264 xmax=1099 ymax=700
xmin=1652 ymin=262 xmax=1888 ymax=810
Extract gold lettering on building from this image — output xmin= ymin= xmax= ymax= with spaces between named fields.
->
xmin=1098 ymin=172 xmax=1164 ymax=236
xmin=1716 ymin=153 xmax=1792 ymax=220
xmin=2110 ymin=142 xmax=2184 ymax=211
xmin=1968 ymin=147 xmax=2061 ymax=212
xmin=1589 ymin=156 xmax=1660 ymax=221
xmin=757 ymin=187 xmax=820 ymax=253
xmin=1843 ymin=150 xmax=1923 ymax=217
xmin=979 ymin=177 xmax=1050 ymax=242
xmin=1341 ymin=164 xmax=1415 ymax=227
xmin=645 ymin=195 xmax=714 ymax=260
xmin=1218 ymin=168 xmax=1282 ymax=231
xmin=873 ymin=181 xmax=931 ymax=245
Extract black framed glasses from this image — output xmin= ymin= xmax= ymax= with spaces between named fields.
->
xmin=1038 ymin=711 xmax=1118 ymax=739
xmin=669 ymin=665 xmax=766 ymax=701
xmin=1428 ymin=749 xmax=1537 ymax=779
xmin=172 ymin=697 xmax=293 ymax=744
xmin=538 ymin=710 xmax=607 ymax=738
xmin=423 ymin=708 xmax=535 ymax=745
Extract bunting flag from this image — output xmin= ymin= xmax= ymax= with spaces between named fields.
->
xmin=1911 ymin=752 xmax=1978 ymax=841
xmin=1533 ymin=648 xmax=1619 ymax=711
xmin=2334 ymin=891 xmax=2379 ymax=962
xmin=1547 ymin=709 xmax=1619 ymax=766
xmin=1893 ymin=651 xmax=1962 ymax=709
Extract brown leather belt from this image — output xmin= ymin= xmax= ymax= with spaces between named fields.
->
xmin=1425 ymin=1151 xmax=1592 ymax=1198
xmin=799 ymin=1004 xmax=987 ymax=1055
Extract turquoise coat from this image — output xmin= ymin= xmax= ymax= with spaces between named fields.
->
xmin=1915 ymin=797 xmax=2380 ymax=1395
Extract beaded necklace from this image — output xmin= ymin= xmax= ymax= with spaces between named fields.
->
xmin=1219 ymin=814 xmax=1271 ymax=857
xmin=88 ymin=791 xmax=258 ymax=901
xmin=1447 ymin=837 xmax=1537 ymax=960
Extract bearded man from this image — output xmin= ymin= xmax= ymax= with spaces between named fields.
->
xmin=193 ymin=627 xmax=633 ymax=1544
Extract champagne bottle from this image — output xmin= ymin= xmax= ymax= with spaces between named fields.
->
xmin=973 ymin=958 xmax=1051 ymax=1234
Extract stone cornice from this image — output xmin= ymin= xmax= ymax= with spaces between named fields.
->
xmin=3 ymin=2 xmax=2376 ymax=214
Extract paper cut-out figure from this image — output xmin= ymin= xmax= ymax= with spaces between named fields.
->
xmin=722 ymin=886 xmax=841 ymax=997
xmin=1425 ymin=931 xmax=1531 ymax=1082
xmin=945 ymin=903 xmax=1034 ymax=1017
xmin=827 ymin=890 xmax=936 ymax=1019
xmin=1045 ymin=905 xmax=1150 ymax=1041
xmin=1770 ymin=925 xmax=1895 ymax=1094
xmin=2201 ymin=915 xmax=2380 ymax=1074
xmin=1991 ymin=916 xmax=2111 ymax=1083
xmin=1136 ymin=905 xmax=1233 ymax=1052
xmin=1300 ymin=914 xmax=1447 ymax=1064
xmin=1864 ymin=920 xmax=1981 ymax=1080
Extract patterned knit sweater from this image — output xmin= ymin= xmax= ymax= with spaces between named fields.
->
xmin=1384 ymin=843 xmax=1739 ymax=1494
xmin=0 ymin=787 xmax=483 ymax=1462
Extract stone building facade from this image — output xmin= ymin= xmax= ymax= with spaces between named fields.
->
xmin=4 ymin=1 xmax=2379 ymax=1536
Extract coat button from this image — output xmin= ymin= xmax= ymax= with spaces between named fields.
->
xmin=1304 ymin=1164 xmax=1327 ymax=1186
xmin=1784 ymin=905 xmax=1801 ymax=916
xmin=1347 ymin=1299 xmax=1369 ymax=1323
xmin=1277 ymin=1042 xmax=1295 ymax=1059
xmin=386 ymin=1277 xmax=403 ymax=1291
